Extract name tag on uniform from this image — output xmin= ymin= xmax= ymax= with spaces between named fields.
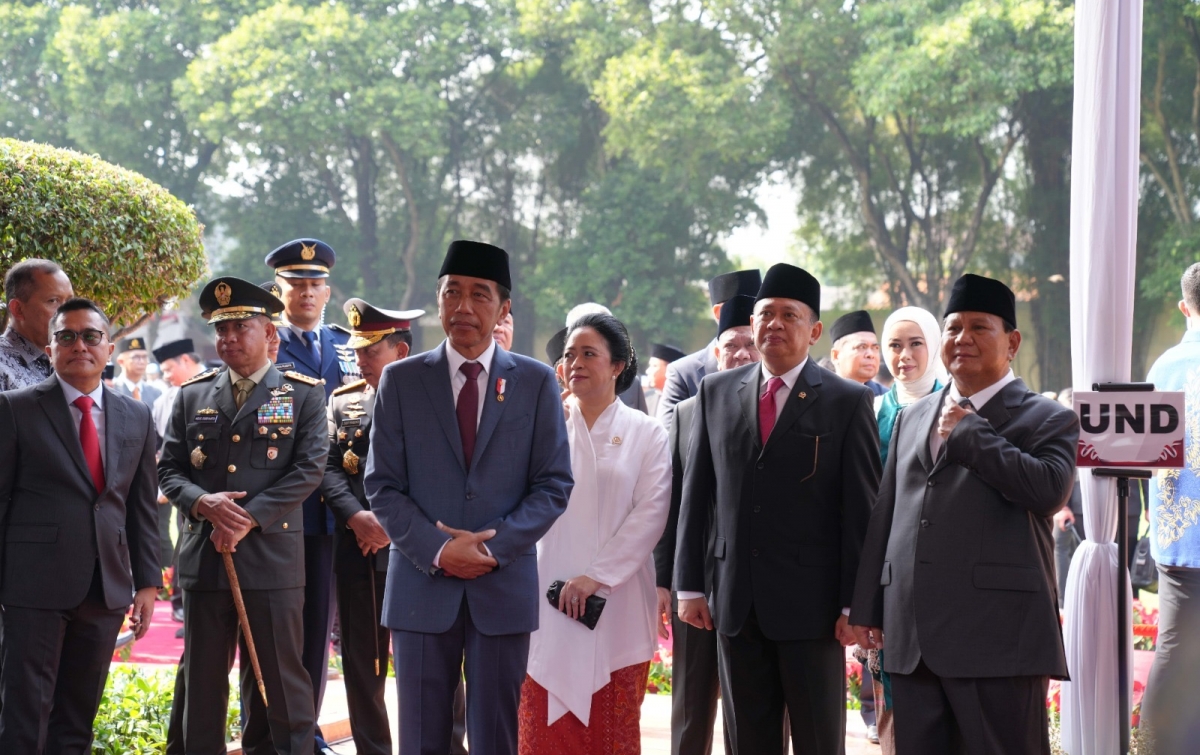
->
xmin=258 ymin=396 xmax=294 ymax=424
xmin=275 ymin=362 xmax=295 ymax=371
xmin=342 ymin=418 xmax=360 ymax=428
xmin=194 ymin=407 xmax=218 ymax=423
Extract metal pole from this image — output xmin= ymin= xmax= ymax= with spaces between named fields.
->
xmin=1116 ymin=477 xmax=1130 ymax=755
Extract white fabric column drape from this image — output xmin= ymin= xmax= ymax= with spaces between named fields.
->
xmin=1062 ymin=1 xmax=1143 ymax=752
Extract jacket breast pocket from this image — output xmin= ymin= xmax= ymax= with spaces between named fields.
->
xmin=252 ymin=437 xmax=294 ymax=469
xmin=187 ymin=425 xmax=222 ymax=470
xmin=972 ymin=564 xmax=1041 ymax=592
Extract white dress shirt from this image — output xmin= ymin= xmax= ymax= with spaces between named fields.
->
xmin=59 ymin=376 xmax=106 ymax=460
xmin=928 ymin=369 xmax=1016 ymax=459
xmin=434 ymin=338 xmax=498 ymax=568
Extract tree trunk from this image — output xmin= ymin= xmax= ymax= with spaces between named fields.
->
xmin=353 ymin=136 xmax=381 ymax=300
xmin=1019 ymin=89 xmax=1073 ymax=393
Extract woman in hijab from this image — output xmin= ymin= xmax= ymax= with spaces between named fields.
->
xmin=518 ymin=313 xmax=672 ymax=754
xmin=863 ymin=305 xmax=944 ymax=752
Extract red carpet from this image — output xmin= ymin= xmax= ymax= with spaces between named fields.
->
xmin=114 ymin=599 xmax=184 ymax=665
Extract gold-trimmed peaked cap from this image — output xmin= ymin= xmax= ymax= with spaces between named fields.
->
xmin=200 ymin=276 xmax=284 ymax=324
xmin=258 ymin=281 xmax=286 ymax=324
xmin=343 ymin=298 xmax=425 ymax=349
xmin=265 ymin=238 xmax=336 ymax=279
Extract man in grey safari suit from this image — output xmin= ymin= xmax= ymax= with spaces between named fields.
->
xmin=365 ymin=240 xmax=573 ymax=755
xmin=158 ymin=276 xmax=327 ymax=755
xmin=850 ymin=274 xmax=1078 ymax=755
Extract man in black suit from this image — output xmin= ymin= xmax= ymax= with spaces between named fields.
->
xmin=654 ymin=295 xmax=758 ymax=755
xmin=849 ymin=274 xmax=1078 ymax=755
xmin=677 ymin=265 xmax=881 ymax=754
xmin=0 ymin=297 xmax=160 ymax=751
xmin=656 ymin=270 xmax=762 ymax=430
xmin=159 ymin=276 xmax=328 ymax=754
xmin=322 ymin=298 xmax=423 ymax=755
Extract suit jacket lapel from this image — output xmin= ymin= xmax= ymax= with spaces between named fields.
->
xmin=471 ymin=348 xmax=517 ymax=471
xmin=762 ymin=359 xmax=823 ymax=458
xmin=212 ymin=369 xmax=239 ymax=422
xmin=914 ymin=385 xmax=949 ymax=473
xmin=36 ymin=377 xmax=93 ymax=486
xmin=737 ymin=368 xmax=760 ymax=452
xmin=319 ymin=326 xmax=338 ymax=383
xmin=975 ymin=379 xmax=1025 ymax=429
xmin=282 ymin=329 xmax=319 ymax=374
xmin=102 ymin=387 xmax=125 ymax=491
xmin=421 ymin=343 xmax=466 ymax=472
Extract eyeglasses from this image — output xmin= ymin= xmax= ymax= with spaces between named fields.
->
xmin=53 ymin=328 xmax=108 ymax=347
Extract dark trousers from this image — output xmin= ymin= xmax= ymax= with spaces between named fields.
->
xmin=890 ymin=659 xmax=1049 ymax=755
xmin=0 ymin=565 xmax=125 ymax=754
xmin=716 ymin=607 xmax=845 ymax=755
xmin=1141 ymin=565 xmax=1200 ymax=755
xmin=181 ymin=587 xmax=315 ymax=755
xmin=393 ymin=598 xmax=528 ymax=755
xmin=336 ymin=564 xmax=392 ymax=755
xmin=669 ymin=607 xmax=729 ymax=755
xmin=303 ymin=533 xmax=335 ymax=748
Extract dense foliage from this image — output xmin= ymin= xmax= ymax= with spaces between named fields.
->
xmin=0 ymin=138 xmax=206 ymax=330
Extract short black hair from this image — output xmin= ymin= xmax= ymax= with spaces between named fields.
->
xmin=51 ymin=297 xmax=110 ymax=335
xmin=1183 ymin=263 xmax=1200 ymax=312
xmin=566 ymin=313 xmax=639 ymax=395
xmin=384 ymin=330 xmax=413 ymax=350
xmin=4 ymin=259 xmax=63 ymax=303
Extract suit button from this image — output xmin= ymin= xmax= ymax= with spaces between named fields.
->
xmin=282 ymin=522 xmax=289 ymax=529
xmin=927 ymin=480 xmax=936 ymax=487
xmin=94 ymin=504 xmax=100 ymax=511
xmin=753 ymin=506 xmax=761 ymax=513
xmin=227 ymin=465 xmax=236 ymax=473
xmin=232 ymin=434 xmax=241 ymax=443
xmin=920 ymin=519 xmax=931 ymax=528
xmin=752 ymin=548 xmax=759 ymax=557
xmin=757 ymin=462 xmax=765 ymax=470
xmin=467 ymin=493 xmax=476 ymax=501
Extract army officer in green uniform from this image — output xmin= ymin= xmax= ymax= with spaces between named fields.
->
xmin=322 ymin=298 xmax=423 ymax=754
xmin=158 ymin=277 xmax=327 ymax=755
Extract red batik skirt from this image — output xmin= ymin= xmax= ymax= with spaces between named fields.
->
xmin=517 ymin=661 xmax=651 ymax=755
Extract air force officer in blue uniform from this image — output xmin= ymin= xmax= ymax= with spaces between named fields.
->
xmin=365 ymin=240 xmax=573 ymax=755
xmin=266 ymin=238 xmax=359 ymax=753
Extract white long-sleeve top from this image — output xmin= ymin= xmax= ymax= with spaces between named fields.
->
xmin=526 ymin=396 xmax=672 ymax=726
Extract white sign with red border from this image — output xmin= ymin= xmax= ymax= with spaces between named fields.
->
xmin=1073 ymin=391 xmax=1185 ymax=468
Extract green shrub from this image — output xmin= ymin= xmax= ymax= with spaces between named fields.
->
xmin=0 ymin=138 xmax=206 ymax=330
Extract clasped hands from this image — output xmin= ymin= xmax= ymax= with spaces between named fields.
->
xmin=197 ymin=491 xmax=253 ymax=553
xmin=436 ymin=521 xmax=498 ymax=579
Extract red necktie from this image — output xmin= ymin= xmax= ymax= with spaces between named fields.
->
xmin=457 ymin=362 xmax=484 ymax=470
xmin=73 ymin=395 xmax=106 ymax=491
xmin=759 ymin=376 xmax=784 ymax=446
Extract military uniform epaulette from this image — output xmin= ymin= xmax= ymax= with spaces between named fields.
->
xmin=284 ymin=370 xmax=324 ymax=386
xmin=332 ymin=379 xmax=367 ymax=397
xmin=181 ymin=369 xmax=219 ymax=387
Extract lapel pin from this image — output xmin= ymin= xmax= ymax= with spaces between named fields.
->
xmin=798 ymin=391 xmax=807 ymax=399
xmin=496 ymin=378 xmax=506 ymax=402
xmin=612 ymin=436 xmax=622 ymax=445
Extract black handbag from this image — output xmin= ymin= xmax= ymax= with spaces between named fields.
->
xmin=546 ymin=580 xmax=607 ymax=630
xmin=1130 ymin=536 xmax=1158 ymax=593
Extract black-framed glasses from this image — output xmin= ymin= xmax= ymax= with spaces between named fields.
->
xmin=53 ymin=328 xmax=108 ymax=347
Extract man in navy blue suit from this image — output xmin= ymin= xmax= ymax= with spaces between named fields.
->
xmin=365 ymin=240 xmax=573 ymax=755
xmin=266 ymin=238 xmax=360 ymax=754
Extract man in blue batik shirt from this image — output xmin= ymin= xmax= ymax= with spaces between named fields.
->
xmin=1143 ymin=262 xmax=1200 ymax=755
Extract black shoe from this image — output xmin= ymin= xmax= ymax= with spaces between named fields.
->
xmin=172 ymin=607 xmax=184 ymax=623
xmin=175 ymin=627 xmax=185 ymax=639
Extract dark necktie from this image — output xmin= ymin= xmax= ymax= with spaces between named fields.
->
xmin=302 ymin=330 xmax=321 ymax=367
xmin=73 ymin=395 xmax=106 ymax=491
xmin=234 ymin=378 xmax=254 ymax=409
xmin=758 ymin=376 xmax=784 ymax=446
xmin=457 ymin=362 xmax=484 ymax=469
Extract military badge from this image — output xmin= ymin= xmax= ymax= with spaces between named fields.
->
xmin=257 ymin=396 xmax=294 ymax=424
xmin=345 ymin=408 xmax=366 ymax=419
xmin=338 ymin=429 xmax=347 ymax=441
xmin=348 ymin=304 xmax=362 ymax=328
xmin=191 ymin=446 xmax=207 ymax=469
xmin=278 ymin=427 xmax=292 ymax=436
xmin=266 ymin=447 xmax=279 ymax=461
xmin=496 ymin=378 xmax=506 ymax=402
xmin=194 ymin=407 xmax=219 ymax=423
xmin=343 ymin=447 xmax=360 ymax=475
xmin=355 ymin=429 xmax=364 ymax=438
xmin=300 ymin=242 xmax=317 ymax=260
xmin=258 ymin=426 xmax=269 ymax=436
xmin=215 ymin=281 xmax=232 ymax=307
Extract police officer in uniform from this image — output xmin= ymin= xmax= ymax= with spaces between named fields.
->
xmin=322 ymin=299 xmax=423 ymax=754
xmin=158 ymin=277 xmax=327 ymax=754
xmin=265 ymin=239 xmax=359 ymax=753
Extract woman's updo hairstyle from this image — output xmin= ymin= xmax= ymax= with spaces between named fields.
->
xmin=566 ymin=313 xmax=639 ymax=395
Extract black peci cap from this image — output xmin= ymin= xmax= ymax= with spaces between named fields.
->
xmin=717 ymin=295 xmax=757 ymax=337
xmin=115 ymin=336 xmax=149 ymax=355
xmin=650 ymin=343 xmax=687 ymax=363
xmin=755 ymin=264 xmax=821 ymax=319
xmin=152 ymin=339 xmax=194 ymax=363
xmin=438 ymin=240 xmax=512 ymax=292
xmin=943 ymin=274 xmax=1017 ymax=328
xmin=829 ymin=310 xmax=876 ymax=344
xmin=343 ymin=298 xmax=425 ymax=349
xmin=265 ymin=238 xmax=336 ymax=279
xmin=708 ymin=270 xmax=763 ymax=306
xmin=200 ymin=276 xmax=285 ymax=324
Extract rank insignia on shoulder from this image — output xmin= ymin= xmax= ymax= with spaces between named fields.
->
xmin=284 ymin=370 xmax=323 ymax=386
xmin=182 ymin=369 xmax=218 ymax=387
xmin=332 ymin=379 xmax=367 ymax=397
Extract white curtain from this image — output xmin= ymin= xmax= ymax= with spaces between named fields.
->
xmin=1062 ymin=0 xmax=1143 ymax=753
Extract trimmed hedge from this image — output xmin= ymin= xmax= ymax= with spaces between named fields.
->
xmin=0 ymin=138 xmax=206 ymax=329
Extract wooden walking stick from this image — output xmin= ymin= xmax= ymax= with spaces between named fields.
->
xmin=223 ymin=547 xmax=269 ymax=707
xmin=369 ymin=566 xmax=381 ymax=676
